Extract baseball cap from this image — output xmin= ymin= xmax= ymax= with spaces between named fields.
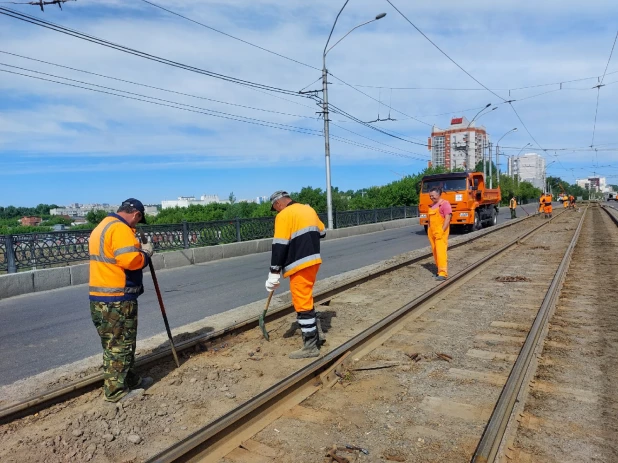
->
xmin=121 ymin=198 xmax=146 ymax=223
xmin=269 ymin=190 xmax=289 ymax=211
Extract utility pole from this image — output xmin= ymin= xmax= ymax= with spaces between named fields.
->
xmin=489 ymin=142 xmax=493 ymax=189
xmin=320 ymin=6 xmax=386 ymax=229
xmin=321 ymin=60 xmax=333 ymax=230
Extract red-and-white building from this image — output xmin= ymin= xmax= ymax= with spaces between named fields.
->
xmin=428 ymin=117 xmax=489 ymax=170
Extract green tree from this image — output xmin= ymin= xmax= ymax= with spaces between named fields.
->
xmin=86 ymin=209 xmax=109 ymax=225
xmin=44 ymin=216 xmax=73 ymax=226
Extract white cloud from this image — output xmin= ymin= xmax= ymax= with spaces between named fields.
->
xmin=0 ymin=0 xmax=617 ymax=185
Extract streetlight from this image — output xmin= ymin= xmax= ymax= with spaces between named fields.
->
xmin=322 ymin=3 xmax=386 ymax=229
xmin=464 ymin=104 xmax=495 ymax=176
xmin=494 ymin=128 xmax=517 ymax=188
xmin=544 ymin=160 xmax=557 ymax=195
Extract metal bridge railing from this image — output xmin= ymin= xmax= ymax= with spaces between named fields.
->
xmin=0 ymin=206 xmax=418 ymax=273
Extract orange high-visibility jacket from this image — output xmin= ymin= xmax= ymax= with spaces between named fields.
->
xmin=509 ymin=198 xmax=517 ymax=209
xmin=89 ymin=214 xmax=149 ymax=302
xmin=270 ymin=202 xmax=326 ymax=278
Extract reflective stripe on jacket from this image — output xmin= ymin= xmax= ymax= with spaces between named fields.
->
xmin=271 ymin=202 xmax=326 ymax=278
xmin=89 ymin=214 xmax=149 ymax=302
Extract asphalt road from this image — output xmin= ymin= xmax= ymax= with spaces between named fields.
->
xmin=0 ymin=205 xmax=538 ymax=386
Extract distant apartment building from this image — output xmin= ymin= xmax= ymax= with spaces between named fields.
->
xmin=144 ymin=205 xmax=159 ymax=216
xmin=50 ymin=204 xmax=118 ymax=217
xmin=161 ymin=195 xmax=230 ymax=209
xmin=429 ymin=117 xmax=489 ymax=170
xmin=20 ymin=216 xmax=42 ymax=226
xmin=256 ymin=196 xmax=269 ymax=204
xmin=576 ymin=177 xmax=608 ymax=193
xmin=507 ymin=153 xmax=546 ymax=189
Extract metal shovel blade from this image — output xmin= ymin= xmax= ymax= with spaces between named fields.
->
xmin=259 ymin=291 xmax=274 ymax=341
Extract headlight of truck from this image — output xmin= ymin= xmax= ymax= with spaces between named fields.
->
xmin=459 ymin=212 xmax=469 ymax=217
xmin=419 ymin=214 xmax=427 ymax=218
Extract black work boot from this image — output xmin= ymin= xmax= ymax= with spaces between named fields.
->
xmin=289 ymin=331 xmax=320 ymax=359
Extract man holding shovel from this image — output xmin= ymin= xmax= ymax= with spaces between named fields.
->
xmin=89 ymin=199 xmax=154 ymax=402
xmin=265 ymin=191 xmax=326 ymax=359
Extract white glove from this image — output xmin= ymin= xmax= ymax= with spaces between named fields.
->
xmin=265 ymin=272 xmax=280 ymax=292
xmin=141 ymin=242 xmax=154 ymax=256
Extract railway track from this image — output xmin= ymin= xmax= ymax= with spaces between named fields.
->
xmin=0 ymin=208 xmax=588 ymax=463
xmin=0 ymin=212 xmax=543 ymax=426
xmin=134 ymin=208 xmax=586 ymax=463
xmin=499 ymin=204 xmax=618 ymax=463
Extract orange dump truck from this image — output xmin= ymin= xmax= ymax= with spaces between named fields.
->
xmin=419 ymin=172 xmax=501 ymax=233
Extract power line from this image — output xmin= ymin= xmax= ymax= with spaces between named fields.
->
xmin=330 ymin=122 xmax=429 ymax=160
xmin=0 ymin=51 xmax=318 ymax=120
xmin=1 ymin=64 xmax=426 ymax=163
xmin=0 ymin=7 xmax=303 ymax=97
xmin=327 ymin=72 xmax=432 ymax=126
xmin=138 ymin=0 xmax=320 ymax=71
xmin=0 ymin=0 xmax=73 ymax=11
xmin=331 ymin=69 xmax=618 ymax=93
xmin=324 ymin=98 xmax=429 ymax=146
xmin=133 ymin=1 xmax=431 ymax=131
xmin=384 ymin=0 xmax=505 ymax=102
xmin=600 ymin=31 xmax=618 ymax=85
xmin=591 ymin=30 xmax=618 ymax=147
xmin=0 ymin=67 xmax=324 ymax=135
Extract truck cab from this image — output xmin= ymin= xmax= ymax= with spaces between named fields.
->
xmin=419 ymin=172 xmax=501 ymax=233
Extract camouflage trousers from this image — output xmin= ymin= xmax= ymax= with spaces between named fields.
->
xmin=90 ymin=300 xmax=141 ymax=401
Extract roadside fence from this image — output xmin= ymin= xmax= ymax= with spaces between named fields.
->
xmin=0 ymin=206 xmax=418 ymax=273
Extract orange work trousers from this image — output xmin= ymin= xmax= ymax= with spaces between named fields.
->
xmin=427 ymin=207 xmax=449 ymax=277
xmin=289 ymin=264 xmax=320 ymax=313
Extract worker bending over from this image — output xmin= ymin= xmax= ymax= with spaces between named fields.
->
xmin=569 ymin=194 xmax=576 ymax=209
xmin=427 ymin=187 xmax=452 ymax=281
xmin=89 ymin=199 xmax=154 ymax=402
xmin=265 ymin=191 xmax=326 ymax=359
xmin=509 ymin=194 xmax=517 ymax=219
xmin=542 ymin=194 xmax=553 ymax=218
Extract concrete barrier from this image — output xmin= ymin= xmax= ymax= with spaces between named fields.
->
xmin=33 ymin=267 xmax=71 ymax=293
xmin=0 ymin=217 xmax=419 ymax=300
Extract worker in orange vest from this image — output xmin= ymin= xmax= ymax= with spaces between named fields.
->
xmin=569 ymin=194 xmax=575 ymax=209
xmin=266 ymin=191 xmax=326 ymax=358
xmin=427 ymin=186 xmax=452 ymax=281
xmin=89 ymin=199 xmax=154 ymax=402
xmin=543 ymin=194 xmax=553 ymax=218
xmin=509 ymin=194 xmax=517 ymax=219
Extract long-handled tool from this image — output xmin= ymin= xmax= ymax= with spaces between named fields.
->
xmin=140 ymin=233 xmax=180 ymax=368
xmin=259 ymin=291 xmax=274 ymax=341
xmin=518 ymin=204 xmax=530 ymax=217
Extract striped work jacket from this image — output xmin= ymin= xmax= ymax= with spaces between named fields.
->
xmin=270 ymin=202 xmax=326 ymax=278
xmin=88 ymin=214 xmax=149 ymax=302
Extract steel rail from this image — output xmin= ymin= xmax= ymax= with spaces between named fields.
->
xmin=600 ymin=204 xmax=618 ymax=226
xmin=146 ymin=211 xmax=567 ymax=463
xmin=471 ymin=206 xmax=588 ymax=463
xmin=0 ymin=211 xmax=543 ymax=425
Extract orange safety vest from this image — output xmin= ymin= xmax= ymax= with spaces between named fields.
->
xmin=271 ymin=202 xmax=326 ymax=278
xmin=509 ymin=198 xmax=517 ymax=209
xmin=543 ymin=195 xmax=553 ymax=213
xmin=428 ymin=201 xmax=450 ymax=277
xmin=89 ymin=214 xmax=149 ymax=302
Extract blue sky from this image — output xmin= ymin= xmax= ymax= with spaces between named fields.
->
xmin=1 ymin=0 xmax=618 ymax=206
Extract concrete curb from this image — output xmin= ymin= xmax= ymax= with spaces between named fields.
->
xmin=0 ymin=218 xmax=418 ymax=300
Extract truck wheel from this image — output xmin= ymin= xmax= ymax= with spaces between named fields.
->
xmin=491 ymin=210 xmax=498 ymax=226
xmin=474 ymin=211 xmax=482 ymax=230
xmin=424 ymin=225 xmax=428 ymax=234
